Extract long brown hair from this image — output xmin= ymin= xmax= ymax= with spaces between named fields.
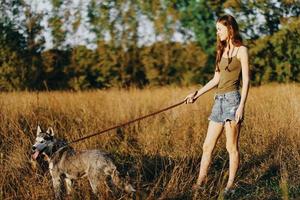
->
xmin=215 ymin=15 xmax=243 ymax=72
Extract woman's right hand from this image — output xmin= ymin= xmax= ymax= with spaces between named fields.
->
xmin=184 ymin=91 xmax=199 ymax=104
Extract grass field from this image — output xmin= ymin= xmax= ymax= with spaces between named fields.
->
xmin=0 ymin=84 xmax=299 ymax=200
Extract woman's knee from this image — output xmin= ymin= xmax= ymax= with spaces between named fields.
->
xmin=226 ymin=143 xmax=239 ymax=154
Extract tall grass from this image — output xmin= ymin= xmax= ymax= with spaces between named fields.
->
xmin=0 ymin=84 xmax=299 ymax=199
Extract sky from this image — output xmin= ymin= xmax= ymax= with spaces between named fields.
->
xmin=27 ymin=0 xmax=191 ymax=50
xmin=26 ymin=0 xmax=267 ymax=50
xmin=29 ymin=0 xmax=94 ymax=49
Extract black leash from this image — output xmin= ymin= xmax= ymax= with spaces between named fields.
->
xmin=67 ymin=91 xmax=198 ymax=146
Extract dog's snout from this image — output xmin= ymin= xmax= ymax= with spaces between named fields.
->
xmin=32 ymin=146 xmax=36 ymax=151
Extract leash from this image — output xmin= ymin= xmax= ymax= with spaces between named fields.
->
xmin=67 ymin=91 xmax=198 ymax=146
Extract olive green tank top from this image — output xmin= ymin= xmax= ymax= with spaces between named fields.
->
xmin=217 ymin=54 xmax=242 ymax=94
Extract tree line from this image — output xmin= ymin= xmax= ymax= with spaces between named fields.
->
xmin=0 ymin=0 xmax=299 ymax=91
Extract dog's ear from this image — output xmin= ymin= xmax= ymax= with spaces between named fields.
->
xmin=46 ymin=127 xmax=54 ymax=136
xmin=37 ymin=125 xmax=42 ymax=136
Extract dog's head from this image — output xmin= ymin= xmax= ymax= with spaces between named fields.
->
xmin=31 ymin=126 xmax=56 ymax=160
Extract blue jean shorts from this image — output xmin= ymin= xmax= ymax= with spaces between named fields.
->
xmin=208 ymin=90 xmax=241 ymax=124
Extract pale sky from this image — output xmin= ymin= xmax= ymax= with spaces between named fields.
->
xmin=26 ymin=0 xmax=265 ymax=50
xmin=27 ymin=0 xmax=191 ymax=50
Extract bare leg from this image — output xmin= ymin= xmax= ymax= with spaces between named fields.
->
xmin=224 ymin=120 xmax=241 ymax=189
xmin=195 ymin=121 xmax=224 ymax=186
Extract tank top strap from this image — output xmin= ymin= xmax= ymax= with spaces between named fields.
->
xmin=235 ymin=47 xmax=241 ymax=57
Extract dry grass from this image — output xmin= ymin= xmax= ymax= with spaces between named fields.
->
xmin=0 ymin=84 xmax=299 ymax=200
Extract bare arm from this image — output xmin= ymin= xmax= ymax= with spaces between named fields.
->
xmin=237 ymin=46 xmax=250 ymax=108
xmin=185 ymin=71 xmax=220 ymax=103
xmin=235 ymin=46 xmax=250 ymax=122
xmin=194 ymin=71 xmax=220 ymax=98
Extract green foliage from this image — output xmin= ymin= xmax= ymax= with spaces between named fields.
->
xmin=48 ymin=16 xmax=66 ymax=49
xmin=140 ymin=41 xmax=207 ymax=86
xmin=41 ymin=49 xmax=70 ymax=90
xmin=249 ymin=17 xmax=300 ymax=84
xmin=175 ymin=0 xmax=223 ymax=55
xmin=0 ymin=0 xmax=299 ymax=91
xmin=22 ymin=7 xmax=46 ymax=90
xmin=0 ymin=50 xmax=26 ymax=91
xmin=96 ymin=41 xmax=148 ymax=88
xmin=174 ymin=0 xmax=227 ymax=84
xmin=225 ymin=0 xmax=300 ymax=39
xmin=67 ymin=45 xmax=106 ymax=90
xmin=0 ymin=3 xmax=28 ymax=91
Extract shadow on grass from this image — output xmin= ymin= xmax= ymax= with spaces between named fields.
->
xmin=233 ymin=134 xmax=290 ymax=199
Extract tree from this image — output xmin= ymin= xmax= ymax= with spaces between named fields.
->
xmin=224 ymin=0 xmax=300 ymax=39
xmin=0 ymin=0 xmax=29 ymax=90
xmin=67 ymin=45 xmax=104 ymax=90
xmin=87 ymin=0 xmax=149 ymax=88
xmin=22 ymin=5 xmax=46 ymax=89
xmin=41 ymin=49 xmax=70 ymax=90
xmin=174 ymin=0 xmax=227 ymax=84
xmin=249 ymin=17 xmax=300 ymax=84
xmin=140 ymin=41 xmax=207 ymax=86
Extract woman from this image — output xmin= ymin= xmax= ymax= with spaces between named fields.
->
xmin=185 ymin=14 xmax=250 ymax=194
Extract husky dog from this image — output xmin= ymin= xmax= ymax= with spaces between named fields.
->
xmin=31 ymin=126 xmax=135 ymax=199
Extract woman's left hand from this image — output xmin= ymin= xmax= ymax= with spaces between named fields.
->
xmin=235 ymin=105 xmax=244 ymax=123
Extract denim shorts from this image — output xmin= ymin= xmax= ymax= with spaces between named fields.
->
xmin=208 ymin=90 xmax=241 ymax=124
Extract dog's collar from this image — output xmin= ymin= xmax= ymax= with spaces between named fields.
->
xmin=48 ymin=145 xmax=71 ymax=161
